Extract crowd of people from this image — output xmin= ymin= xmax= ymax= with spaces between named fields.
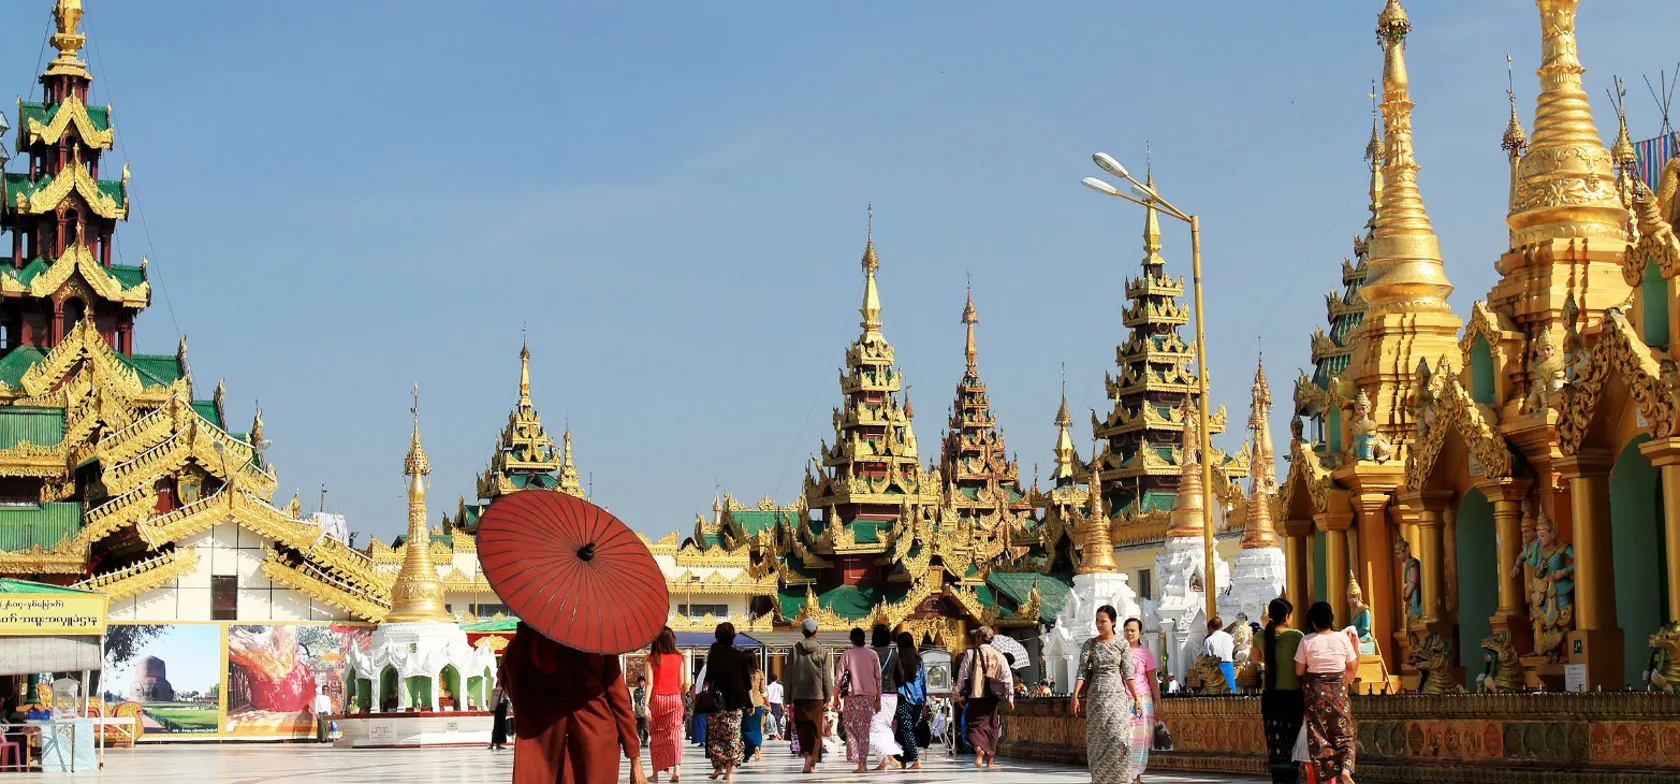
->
xmin=494 ymin=600 xmax=1360 ymax=784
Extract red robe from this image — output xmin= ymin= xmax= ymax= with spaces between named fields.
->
xmin=502 ymin=624 xmax=640 ymax=784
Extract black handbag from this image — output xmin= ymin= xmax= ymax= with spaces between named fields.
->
xmin=914 ymin=711 xmax=932 ymax=748
xmin=1153 ymin=720 xmax=1174 ymax=751
xmin=693 ymin=687 xmax=723 ymax=715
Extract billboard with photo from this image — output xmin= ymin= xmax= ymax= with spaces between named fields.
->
xmin=224 ymin=624 xmax=372 ymax=737
xmin=101 ymin=623 xmax=223 ymax=735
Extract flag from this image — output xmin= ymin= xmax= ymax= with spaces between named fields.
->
xmin=1634 ymin=132 xmax=1680 ymax=192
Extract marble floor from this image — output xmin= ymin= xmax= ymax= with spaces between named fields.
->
xmin=76 ymin=739 xmax=1266 ymax=783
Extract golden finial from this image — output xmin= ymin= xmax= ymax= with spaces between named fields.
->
xmin=1509 ymin=0 xmax=1625 ymax=244
xmin=859 ymin=204 xmax=883 ymax=335
xmin=1362 ymin=0 xmax=1452 ymax=314
xmin=1610 ymin=77 xmax=1637 ymax=167
xmin=1079 ymin=448 xmax=1118 ymax=573
xmin=962 ymin=273 xmax=978 ymax=373
xmin=46 ymin=0 xmax=90 ymax=79
xmin=1142 ymin=159 xmax=1164 ymax=269
xmin=1502 ymin=55 xmax=1528 ymax=155
xmin=404 ymin=384 xmax=430 ymax=477
xmin=1052 ymin=364 xmax=1078 ymax=481
xmin=518 ymin=330 xmax=532 ymax=406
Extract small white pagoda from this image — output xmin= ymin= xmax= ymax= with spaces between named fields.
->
xmin=338 ymin=390 xmax=496 ymax=747
xmin=1042 ymin=451 xmax=1141 ymax=690
xmin=1153 ymin=407 xmax=1230 ymax=682
xmin=1222 ymin=361 xmax=1286 ymax=624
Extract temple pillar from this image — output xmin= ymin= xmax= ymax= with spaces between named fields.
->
xmin=1282 ymin=518 xmax=1312 ymax=627
xmin=1398 ymin=490 xmax=1453 ymax=623
xmin=1556 ymin=450 xmax=1621 ymax=690
xmin=1477 ymin=480 xmax=1533 ymax=640
xmin=1315 ymin=511 xmax=1354 ymax=628
xmin=1353 ymin=492 xmax=1398 ymax=672
xmin=1638 ymin=438 xmax=1680 ymax=624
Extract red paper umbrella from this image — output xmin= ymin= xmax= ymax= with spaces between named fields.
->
xmin=477 ymin=491 xmax=669 ymax=655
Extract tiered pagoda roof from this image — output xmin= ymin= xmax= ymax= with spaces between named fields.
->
xmin=1092 ymin=171 xmax=1245 ymax=524
xmin=453 ymin=342 xmax=586 ymax=533
xmin=938 ymin=287 xmax=1033 ymax=565
xmin=0 ymin=1 xmax=392 ymax=620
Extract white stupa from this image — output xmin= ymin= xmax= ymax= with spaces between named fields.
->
xmin=338 ymin=389 xmax=496 ymax=746
xmin=1223 ymin=360 xmax=1286 ymax=624
xmin=1153 ymin=402 xmax=1230 ymax=682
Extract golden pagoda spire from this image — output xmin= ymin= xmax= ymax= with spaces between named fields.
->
xmin=1362 ymin=0 xmax=1450 ymax=313
xmin=860 ymin=204 xmax=883 ymax=336
xmin=1507 ymin=0 xmax=1625 ymax=244
xmin=46 ymin=0 xmax=90 ymax=79
xmin=1080 ymin=450 xmax=1118 ymax=573
xmin=1366 ymin=85 xmax=1385 ymax=230
xmin=1349 ymin=0 xmax=1462 ymax=444
xmin=1052 ymin=365 xmax=1079 ymax=481
xmin=558 ymin=425 xmax=585 ymax=498
xmin=1142 ymin=169 xmax=1165 ymax=268
xmin=1167 ymin=400 xmax=1207 ymax=538
xmin=1242 ymin=357 xmax=1279 ymax=549
xmin=388 ymin=384 xmax=451 ymax=623
xmin=518 ymin=329 xmax=532 ymax=406
xmin=962 ymin=275 xmax=979 ymax=375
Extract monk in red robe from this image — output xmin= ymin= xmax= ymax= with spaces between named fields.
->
xmin=502 ymin=622 xmax=647 ymax=784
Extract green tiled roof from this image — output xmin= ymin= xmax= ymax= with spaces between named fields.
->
xmin=0 ymin=407 xmax=64 ymax=450
xmin=1 ymin=173 xmax=125 ymax=209
xmin=461 ymin=618 xmax=520 ymax=632
xmin=986 ymin=572 xmax=1072 ymax=623
xmin=728 ymin=509 xmax=790 ymax=536
xmin=110 ymin=265 xmax=145 ymax=289
xmin=0 ymin=502 xmax=82 ymax=551
xmin=0 ymin=578 xmax=98 ymax=595
xmin=1138 ymin=491 xmax=1176 ymax=513
xmin=13 ymin=258 xmax=49 ymax=287
xmin=18 ymin=101 xmax=112 ymax=133
xmin=0 ymin=347 xmax=47 ymax=387
xmin=776 ymin=584 xmax=907 ymax=622
xmin=124 ymin=354 xmax=183 ymax=387
xmin=509 ymin=473 xmax=559 ymax=490
xmin=850 ymin=520 xmax=885 ymax=544
xmin=190 ymin=401 xmax=222 ymax=428
xmin=696 ymin=533 xmax=725 ymax=548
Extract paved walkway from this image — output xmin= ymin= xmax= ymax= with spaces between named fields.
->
xmin=80 ymin=738 xmax=1265 ymax=783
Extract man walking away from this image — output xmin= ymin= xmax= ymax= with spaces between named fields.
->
xmin=765 ymin=674 xmax=785 ymax=739
xmin=783 ymin=618 xmax=833 ymax=774
xmin=1204 ymin=617 xmax=1236 ymax=690
xmin=633 ymin=675 xmax=651 ymax=745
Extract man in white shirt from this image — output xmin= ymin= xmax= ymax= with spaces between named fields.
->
xmin=1202 ymin=617 xmax=1236 ymax=691
xmin=765 ymin=674 xmax=785 ymax=739
xmin=311 ymin=687 xmax=334 ymax=742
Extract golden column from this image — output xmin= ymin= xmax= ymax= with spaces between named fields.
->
xmin=1480 ymin=480 xmax=1533 ymax=626
xmin=1315 ymin=512 xmax=1354 ymax=628
xmin=1398 ymin=491 xmax=1451 ymax=624
xmin=1353 ymin=491 xmax=1398 ymax=666
xmin=1555 ymin=450 xmax=1620 ymax=688
xmin=1639 ymin=438 xmax=1680 ymax=624
xmin=386 ymin=385 xmax=453 ymax=624
xmin=1282 ymin=519 xmax=1312 ymax=620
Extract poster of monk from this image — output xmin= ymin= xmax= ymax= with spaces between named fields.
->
xmin=223 ymin=624 xmax=371 ymax=737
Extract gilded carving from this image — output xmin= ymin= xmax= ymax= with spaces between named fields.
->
xmin=1559 ymin=311 xmax=1678 ymax=454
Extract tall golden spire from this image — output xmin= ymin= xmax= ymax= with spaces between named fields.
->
xmin=860 ymin=205 xmax=883 ymax=336
xmin=1242 ymin=358 xmax=1279 ymax=549
xmin=1366 ymin=88 xmax=1385 ymax=230
xmin=558 ymin=426 xmax=585 ymax=498
xmin=1361 ymin=0 xmax=1451 ymax=313
xmin=1142 ymin=170 xmax=1165 ymax=268
xmin=1079 ymin=450 xmax=1118 ymax=573
xmin=1504 ymin=55 xmax=1529 ymax=244
xmin=962 ymin=277 xmax=979 ymax=375
xmin=387 ymin=384 xmax=451 ymax=623
xmin=1507 ymin=0 xmax=1625 ymax=244
xmin=46 ymin=0 xmax=90 ymax=79
xmin=1348 ymin=0 xmax=1462 ymax=444
xmin=1167 ymin=400 xmax=1207 ymax=538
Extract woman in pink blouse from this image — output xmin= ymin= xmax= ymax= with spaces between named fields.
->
xmin=835 ymin=627 xmax=882 ymax=773
xmin=1122 ymin=618 xmax=1158 ymax=784
xmin=1294 ymin=601 xmax=1359 ymax=784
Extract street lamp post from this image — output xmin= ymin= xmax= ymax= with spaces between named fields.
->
xmin=1083 ymin=155 xmax=1219 ymax=623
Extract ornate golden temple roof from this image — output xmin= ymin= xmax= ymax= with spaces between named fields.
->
xmin=474 ymin=341 xmax=587 ymax=502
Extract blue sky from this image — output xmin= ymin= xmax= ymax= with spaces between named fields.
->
xmin=4 ymin=1 xmax=1677 ymax=542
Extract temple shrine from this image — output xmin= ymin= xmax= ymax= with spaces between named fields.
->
xmin=0 ymin=0 xmax=391 ymax=624
xmin=1278 ymin=0 xmax=1680 ymax=695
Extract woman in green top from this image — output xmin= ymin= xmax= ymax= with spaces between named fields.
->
xmin=1253 ymin=597 xmax=1304 ymax=784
